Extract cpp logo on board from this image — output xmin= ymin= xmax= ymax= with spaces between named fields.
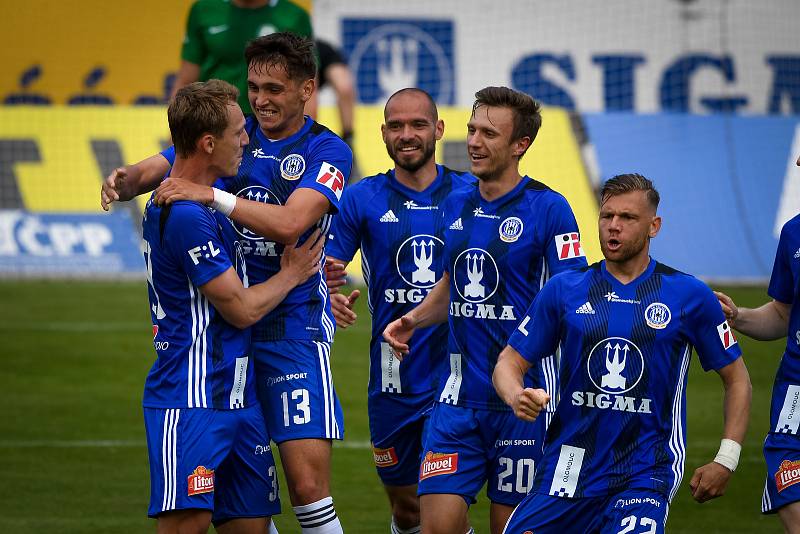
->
xmin=342 ymin=18 xmax=455 ymax=104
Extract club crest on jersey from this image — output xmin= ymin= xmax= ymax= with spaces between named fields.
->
xmin=231 ymin=186 xmax=281 ymax=241
xmin=396 ymin=234 xmax=443 ymax=289
xmin=315 ymin=162 xmax=345 ymax=200
xmin=644 ymin=302 xmax=671 ymax=329
xmin=555 ymin=232 xmax=585 ymax=260
xmin=587 ymin=337 xmax=644 ymax=395
xmin=373 ymin=446 xmax=399 ymax=467
xmin=717 ymin=321 xmax=737 ymax=349
xmin=280 ymin=153 xmax=305 ymax=181
xmin=499 ymin=217 xmax=524 ymax=243
xmin=187 ymin=466 xmax=215 ymax=496
xmin=420 ymin=452 xmax=458 ymax=480
xmin=453 ymin=247 xmax=499 ymax=303
xmin=776 ymin=459 xmax=800 ymax=492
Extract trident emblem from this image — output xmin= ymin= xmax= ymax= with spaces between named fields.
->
xmin=463 ymin=253 xmax=485 ymax=298
xmin=411 ymin=240 xmax=435 ymax=284
xmin=600 ymin=342 xmax=628 ymax=390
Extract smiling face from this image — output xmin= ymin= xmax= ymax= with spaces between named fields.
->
xmin=466 ymin=105 xmax=528 ymax=181
xmin=381 ymin=91 xmax=443 ymax=173
xmin=210 ymin=102 xmax=249 ymax=176
xmin=599 ymin=190 xmax=661 ymax=265
xmin=247 ymin=62 xmax=313 ymax=140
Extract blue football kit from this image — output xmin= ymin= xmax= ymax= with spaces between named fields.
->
xmin=326 ymin=165 xmax=474 ymax=485
xmin=418 ymin=177 xmax=587 ymax=505
xmin=162 ymin=115 xmax=352 ymax=442
xmin=141 ymin=197 xmax=278 ymax=520
xmin=503 ymin=259 xmax=742 ymax=533
xmin=762 ymin=214 xmax=800 ymax=514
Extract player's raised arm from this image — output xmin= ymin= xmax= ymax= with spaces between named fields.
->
xmin=689 ymin=357 xmax=752 ymax=503
xmin=716 ymin=291 xmax=791 ymax=341
xmin=200 ymin=230 xmax=324 ymax=329
xmin=383 ymin=271 xmax=451 ymax=357
xmin=100 ymin=153 xmax=172 ymax=210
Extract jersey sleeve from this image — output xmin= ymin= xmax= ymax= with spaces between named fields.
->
xmin=768 ymin=221 xmax=795 ymax=305
xmin=161 ymin=145 xmax=176 ymax=166
xmin=297 ymin=135 xmax=353 ymax=214
xmin=325 ymin=182 xmax=362 ymax=262
xmin=686 ymin=280 xmax=743 ymax=372
xmin=507 ymin=277 xmax=563 ymax=364
xmin=543 ymin=193 xmax=588 ymax=276
xmin=180 ymin=2 xmax=207 ymax=65
xmin=164 ymin=203 xmax=233 ymax=288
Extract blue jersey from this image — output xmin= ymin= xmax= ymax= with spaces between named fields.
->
xmin=439 ymin=177 xmax=587 ymax=411
xmin=163 ymin=115 xmax=353 ymax=343
xmin=141 ymin=197 xmax=257 ymax=410
xmin=508 ymin=260 xmax=742 ymax=500
xmin=767 ymin=214 xmax=800 ymax=434
xmin=326 ymin=165 xmax=474 ymax=396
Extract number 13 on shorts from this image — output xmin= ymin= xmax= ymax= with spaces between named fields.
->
xmin=282 ymin=388 xmax=311 ymax=426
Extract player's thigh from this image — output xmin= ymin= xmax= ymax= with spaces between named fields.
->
xmin=212 ymin=406 xmax=281 ymax=524
xmin=762 ymin=431 xmax=800 ymax=515
xmin=778 ymin=501 xmax=800 ymax=534
xmin=214 ymin=517 xmax=269 ymax=534
xmin=417 ymin=402 xmax=485 ymax=505
xmin=490 ymin=501 xmax=515 ymax=534
xmin=600 ymin=490 xmax=668 ymax=534
xmin=156 ymin=508 xmax=212 ymax=534
xmin=143 ymin=407 xmax=235 ymax=518
xmin=485 ymin=410 xmax=544 ymax=506
xmin=369 ymin=392 xmax=432 ymax=487
xmin=252 ymin=340 xmax=344 ymax=442
xmin=502 ymin=492 xmax=602 ymax=534
xmin=278 ymin=438 xmax=333 ymax=487
xmin=419 ymin=493 xmax=469 ymax=534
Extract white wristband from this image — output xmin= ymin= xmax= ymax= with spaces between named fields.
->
xmin=713 ymin=438 xmax=741 ymax=472
xmin=211 ymin=188 xmax=236 ymax=216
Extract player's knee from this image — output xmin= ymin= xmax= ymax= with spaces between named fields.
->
xmin=288 ymin=477 xmax=329 ymax=505
xmin=391 ymin=499 xmax=420 ymax=530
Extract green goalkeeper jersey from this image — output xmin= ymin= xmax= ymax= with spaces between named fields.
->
xmin=181 ymin=0 xmax=313 ymax=110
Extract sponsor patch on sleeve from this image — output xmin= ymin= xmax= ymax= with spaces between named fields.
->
xmin=315 ymin=162 xmax=345 ymax=201
xmin=373 ymin=446 xmax=399 ymax=468
xmin=419 ymin=451 xmax=458 ymax=480
xmin=716 ymin=321 xmax=738 ymax=349
xmin=187 ymin=466 xmax=215 ymax=496
xmin=555 ymin=232 xmax=585 ymax=260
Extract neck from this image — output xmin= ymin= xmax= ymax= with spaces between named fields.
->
xmin=478 ymin=165 xmax=522 ymax=202
xmin=394 ymin=160 xmax=438 ymax=192
xmin=605 ymin=251 xmax=651 ymax=285
xmin=171 ymin=156 xmax=219 ymax=188
xmin=261 ymin=115 xmax=306 ymax=142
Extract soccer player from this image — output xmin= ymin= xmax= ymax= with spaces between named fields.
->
xmin=494 ymin=173 xmax=752 ymax=534
xmin=141 ymin=79 xmax=322 ymax=533
xmin=715 ymin=155 xmax=800 ymax=532
xmin=102 ymin=33 xmax=352 ymax=534
xmin=383 ymin=87 xmax=587 ymax=534
xmin=326 ymin=88 xmax=473 ymax=534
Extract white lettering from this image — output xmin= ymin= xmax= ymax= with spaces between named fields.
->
xmin=572 ymin=390 xmax=652 ymax=414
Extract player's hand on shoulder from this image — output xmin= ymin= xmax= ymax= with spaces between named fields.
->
xmin=513 ymin=388 xmax=550 ymax=422
xmin=324 ymin=257 xmax=347 ymax=294
xmin=714 ymin=291 xmax=739 ymax=327
xmin=383 ymin=315 xmax=416 ymax=359
xmin=100 ymin=167 xmax=127 ymax=211
xmin=280 ymin=229 xmax=324 ymax=285
xmin=331 ymin=290 xmax=359 ymax=328
xmin=689 ymin=461 xmax=732 ymax=503
xmin=154 ymin=178 xmax=214 ymax=206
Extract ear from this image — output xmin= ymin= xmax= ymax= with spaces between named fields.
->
xmin=435 ymin=119 xmax=445 ymax=141
xmin=512 ymin=136 xmax=531 ymax=158
xmin=380 ymin=123 xmax=388 ymax=144
xmin=300 ymin=78 xmax=315 ymax=103
xmin=649 ymin=215 xmax=662 ymax=238
xmin=199 ymin=134 xmax=215 ymax=155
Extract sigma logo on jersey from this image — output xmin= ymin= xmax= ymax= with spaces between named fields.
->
xmin=419 ymin=452 xmax=458 ymax=480
xmin=776 ymin=459 xmax=800 ymax=492
xmin=499 ymin=217 xmax=523 ymax=243
xmin=717 ymin=321 xmax=737 ymax=349
xmin=373 ymin=446 xmax=399 ymax=467
xmin=187 ymin=466 xmax=215 ymax=496
xmin=574 ymin=337 xmax=652 ymax=414
xmin=315 ymin=162 xmax=345 ymax=201
xmin=231 ymin=186 xmax=281 ymax=240
xmin=555 ymin=232 xmax=585 ymax=260
xmin=451 ymin=248 xmax=517 ymax=320
xmin=644 ymin=302 xmax=671 ymax=329
xmin=187 ymin=240 xmax=221 ymax=265
xmin=384 ymin=234 xmax=444 ymax=304
xmin=280 ymin=154 xmax=305 ymax=181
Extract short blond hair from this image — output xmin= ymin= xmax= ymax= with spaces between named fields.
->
xmin=168 ymin=79 xmax=239 ymax=158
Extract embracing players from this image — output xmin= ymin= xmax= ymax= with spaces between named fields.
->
xmin=384 ymin=87 xmax=587 ymax=534
xmin=326 ymin=88 xmax=473 ymax=534
xmin=494 ymin=173 xmax=752 ymax=533
xmin=102 ymin=33 xmax=351 ymax=534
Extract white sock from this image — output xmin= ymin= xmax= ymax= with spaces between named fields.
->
xmin=269 ymin=520 xmax=280 ymax=534
xmin=293 ymin=496 xmax=343 ymax=534
xmin=465 ymin=529 xmax=475 ymax=534
xmin=390 ymin=517 xmax=421 ymax=534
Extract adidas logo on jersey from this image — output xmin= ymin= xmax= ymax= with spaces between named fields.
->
xmin=449 ymin=218 xmax=463 ymax=230
xmin=576 ymin=302 xmax=595 ymax=314
xmin=794 ymin=247 xmax=800 ymax=259
xmin=379 ymin=210 xmax=399 ymax=223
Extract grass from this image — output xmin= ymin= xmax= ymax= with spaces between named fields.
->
xmin=0 ymin=282 xmax=785 ymax=532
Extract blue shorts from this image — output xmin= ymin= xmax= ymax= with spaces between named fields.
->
xmin=762 ymin=431 xmax=800 ymax=513
xmin=503 ymin=489 xmax=668 ymax=534
xmin=144 ymin=405 xmax=280 ymax=521
xmin=253 ymin=340 xmax=344 ymax=443
xmin=368 ymin=391 xmax=434 ymax=486
xmin=418 ymin=402 xmax=545 ymax=506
